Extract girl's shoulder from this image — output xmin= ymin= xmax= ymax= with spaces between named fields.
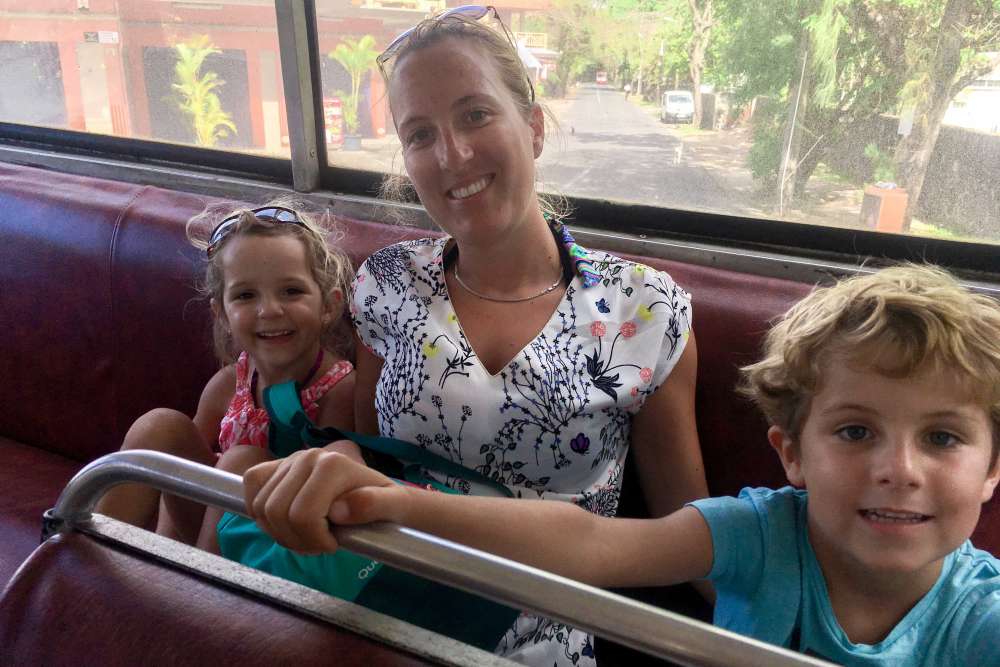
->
xmin=197 ymin=362 xmax=239 ymax=418
xmin=310 ymin=358 xmax=356 ymax=430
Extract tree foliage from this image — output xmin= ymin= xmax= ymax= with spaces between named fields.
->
xmin=172 ymin=35 xmax=237 ymax=148
xmin=329 ymin=35 xmax=379 ymax=136
xmin=533 ymin=0 xmax=997 ymax=220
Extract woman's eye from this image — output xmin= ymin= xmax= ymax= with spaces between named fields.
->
xmin=836 ymin=425 xmax=870 ymax=441
xmin=407 ymin=128 xmax=431 ymax=146
xmin=928 ymin=431 xmax=960 ymax=448
xmin=467 ymin=109 xmax=489 ymax=124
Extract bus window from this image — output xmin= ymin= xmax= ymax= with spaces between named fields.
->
xmin=308 ymin=1 xmax=1000 ymax=248
xmin=1 ymin=1 xmax=998 ymax=251
xmin=0 ymin=2 xmax=290 ymax=158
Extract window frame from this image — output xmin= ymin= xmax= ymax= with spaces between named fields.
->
xmin=0 ymin=0 xmax=997 ymax=281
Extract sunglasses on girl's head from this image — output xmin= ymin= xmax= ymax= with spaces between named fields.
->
xmin=377 ymin=4 xmax=535 ymax=103
xmin=206 ymin=206 xmax=304 ymax=258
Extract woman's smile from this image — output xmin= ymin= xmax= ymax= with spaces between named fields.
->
xmin=389 ymin=37 xmax=545 ymax=245
xmin=447 ymin=175 xmax=493 ymax=200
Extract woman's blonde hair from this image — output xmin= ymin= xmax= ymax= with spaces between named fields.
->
xmin=186 ymin=198 xmax=355 ymax=364
xmin=376 ymin=10 xmax=569 ymax=224
xmin=740 ymin=264 xmax=1000 ymax=462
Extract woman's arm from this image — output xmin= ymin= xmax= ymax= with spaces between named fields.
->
xmin=353 ymin=334 xmax=383 ymax=436
xmin=243 ymin=449 xmax=715 ymax=587
xmin=630 ymin=332 xmax=707 ymax=517
xmin=629 ymin=332 xmax=714 ymax=599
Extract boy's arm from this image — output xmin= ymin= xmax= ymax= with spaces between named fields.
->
xmin=345 ymin=486 xmax=714 ymax=588
xmin=244 ymin=450 xmax=714 ymax=586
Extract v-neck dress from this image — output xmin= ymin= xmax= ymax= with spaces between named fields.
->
xmin=351 ymin=233 xmax=692 ymax=666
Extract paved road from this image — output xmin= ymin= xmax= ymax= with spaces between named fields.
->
xmin=331 ymin=83 xmax=755 ymax=218
xmin=539 ymin=84 xmax=745 ymax=214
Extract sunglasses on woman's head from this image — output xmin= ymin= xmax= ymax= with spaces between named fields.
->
xmin=206 ymin=206 xmax=304 ymax=258
xmin=377 ymin=4 xmax=535 ymax=103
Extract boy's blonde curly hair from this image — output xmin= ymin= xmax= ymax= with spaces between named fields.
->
xmin=186 ymin=198 xmax=355 ymax=365
xmin=740 ymin=264 xmax=1000 ymax=463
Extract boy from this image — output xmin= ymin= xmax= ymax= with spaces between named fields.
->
xmin=245 ymin=264 xmax=1000 ymax=665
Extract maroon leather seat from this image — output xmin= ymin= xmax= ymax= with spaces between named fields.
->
xmin=0 ymin=532 xmax=435 ymax=666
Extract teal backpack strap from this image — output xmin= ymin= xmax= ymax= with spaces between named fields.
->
xmin=263 ymin=381 xmax=513 ymax=498
xmin=264 ymin=380 xmax=317 ymax=459
xmin=259 ymin=380 xmax=521 ymax=650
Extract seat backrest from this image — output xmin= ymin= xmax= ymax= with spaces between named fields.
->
xmin=0 ymin=531 xmax=440 ymax=666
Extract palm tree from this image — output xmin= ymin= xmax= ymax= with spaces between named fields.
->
xmin=329 ymin=35 xmax=379 ymax=138
xmin=173 ymin=35 xmax=237 ymax=148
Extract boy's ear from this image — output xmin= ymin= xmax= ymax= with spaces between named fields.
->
xmin=981 ymin=455 xmax=1000 ymax=503
xmin=768 ymin=426 xmax=805 ymax=488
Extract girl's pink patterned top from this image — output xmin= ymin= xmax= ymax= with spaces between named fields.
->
xmin=217 ymin=351 xmax=353 ymax=452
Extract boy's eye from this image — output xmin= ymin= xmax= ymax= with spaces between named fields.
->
xmin=836 ymin=425 xmax=871 ymax=442
xmin=927 ymin=431 xmax=960 ymax=448
xmin=232 ymin=291 xmax=254 ymax=301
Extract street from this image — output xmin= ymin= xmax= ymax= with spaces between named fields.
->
xmin=331 ymin=85 xmax=881 ymax=230
xmin=538 ymin=84 xmax=749 ymax=215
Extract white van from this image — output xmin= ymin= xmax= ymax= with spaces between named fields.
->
xmin=660 ymin=90 xmax=694 ymax=124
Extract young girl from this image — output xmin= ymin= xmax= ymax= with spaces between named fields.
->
xmin=96 ymin=202 xmax=360 ymax=553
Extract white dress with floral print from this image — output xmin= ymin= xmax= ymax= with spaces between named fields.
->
xmin=351 ymin=234 xmax=692 ymax=667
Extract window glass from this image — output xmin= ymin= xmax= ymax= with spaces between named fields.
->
xmin=316 ymin=0 xmax=1000 ymax=245
xmin=1 ymin=0 xmax=289 ymax=157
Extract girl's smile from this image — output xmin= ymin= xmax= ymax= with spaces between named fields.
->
xmin=213 ymin=234 xmax=333 ymax=387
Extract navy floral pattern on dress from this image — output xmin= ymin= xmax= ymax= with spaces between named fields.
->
xmin=351 ymin=231 xmax=692 ymax=667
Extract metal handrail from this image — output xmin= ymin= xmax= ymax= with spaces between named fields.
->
xmin=49 ymin=450 xmax=833 ymax=667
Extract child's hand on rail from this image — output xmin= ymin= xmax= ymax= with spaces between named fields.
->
xmin=242 ymin=447 xmax=404 ymax=555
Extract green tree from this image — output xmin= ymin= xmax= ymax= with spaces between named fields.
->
xmin=714 ymin=0 xmax=998 ymax=223
xmin=892 ymin=0 xmax=1000 ymax=227
xmin=594 ymin=0 xmax=690 ymax=100
xmin=173 ymin=35 xmax=237 ymax=148
xmin=329 ymin=35 xmax=379 ymax=136
xmin=687 ymin=0 xmax=715 ymax=125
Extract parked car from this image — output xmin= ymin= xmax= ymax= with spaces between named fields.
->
xmin=660 ymin=90 xmax=694 ymax=123
xmin=595 ymin=70 xmax=608 ymax=85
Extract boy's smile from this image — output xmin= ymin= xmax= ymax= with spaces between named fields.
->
xmin=770 ymin=356 xmax=1000 ymax=596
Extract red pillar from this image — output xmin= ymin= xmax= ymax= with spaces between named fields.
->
xmin=57 ymin=40 xmax=86 ymax=131
xmin=103 ymin=44 xmax=131 ymax=136
xmin=245 ymin=49 xmax=266 ymax=148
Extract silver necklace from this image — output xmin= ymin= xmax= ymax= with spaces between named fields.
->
xmin=452 ymin=262 xmax=564 ymax=303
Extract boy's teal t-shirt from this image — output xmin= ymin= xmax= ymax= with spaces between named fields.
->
xmin=690 ymin=487 xmax=1000 ymax=666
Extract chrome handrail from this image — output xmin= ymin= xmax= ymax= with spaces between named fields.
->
xmin=49 ymin=450 xmax=833 ymax=667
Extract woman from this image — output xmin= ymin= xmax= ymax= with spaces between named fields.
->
xmin=249 ymin=8 xmax=708 ymax=665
